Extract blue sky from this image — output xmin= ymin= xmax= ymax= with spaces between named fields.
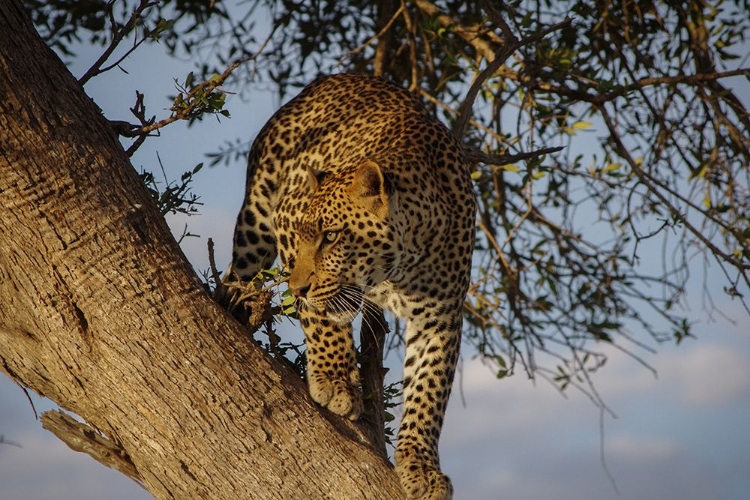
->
xmin=1 ymin=9 xmax=750 ymax=500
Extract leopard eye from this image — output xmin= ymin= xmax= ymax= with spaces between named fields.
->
xmin=321 ymin=230 xmax=339 ymax=246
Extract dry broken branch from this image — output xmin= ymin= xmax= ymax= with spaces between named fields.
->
xmin=41 ymin=410 xmax=143 ymax=485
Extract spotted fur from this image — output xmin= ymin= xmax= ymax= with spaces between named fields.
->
xmin=228 ymin=74 xmax=476 ymax=500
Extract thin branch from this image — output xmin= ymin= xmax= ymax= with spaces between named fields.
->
xmin=79 ymin=0 xmax=157 ymax=86
xmin=337 ymin=3 xmax=405 ymax=70
xmin=526 ymin=68 xmax=750 ymax=106
xmin=598 ymin=104 xmax=749 ymax=272
xmin=116 ymin=14 xmax=282 ymax=153
xmin=453 ymin=13 xmax=572 ymax=137
xmin=465 ymin=145 xmax=564 ymax=166
xmin=480 ymin=0 xmax=515 ymax=42
xmin=141 ymin=60 xmax=241 ymax=135
xmin=600 ymin=68 xmax=750 ymax=103
xmin=401 ymin=0 xmax=419 ymax=91
xmin=413 ymin=0 xmax=499 ymax=62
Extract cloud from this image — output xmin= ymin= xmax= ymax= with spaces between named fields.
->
xmin=607 ymin=433 xmax=681 ymax=462
xmin=658 ymin=344 xmax=750 ymax=406
xmin=439 ymin=337 xmax=750 ymax=500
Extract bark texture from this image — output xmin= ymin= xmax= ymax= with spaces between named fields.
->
xmin=0 ymin=1 xmax=404 ymax=498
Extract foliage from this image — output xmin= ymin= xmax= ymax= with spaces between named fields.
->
xmin=139 ymin=159 xmax=203 ymax=244
xmin=140 ymin=161 xmax=203 ymax=217
xmin=26 ymin=0 xmax=750 ymax=404
xmin=381 ymin=381 xmax=403 ymax=447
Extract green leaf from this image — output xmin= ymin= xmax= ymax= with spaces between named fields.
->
xmin=261 ymin=268 xmax=279 ymax=279
xmin=496 ymin=355 xmax=506 ymax=369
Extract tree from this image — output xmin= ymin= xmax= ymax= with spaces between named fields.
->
xmin=0 ymin=1 xmax=403 ymax=498
xmin=2 ymin=0 xmax=749 ymax=498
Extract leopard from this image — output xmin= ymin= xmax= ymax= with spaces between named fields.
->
xmin=227 ymin=73 xmax=476 ymax=500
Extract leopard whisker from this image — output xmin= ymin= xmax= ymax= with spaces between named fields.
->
xmin=337 ymin=284 xmax=389 ymax=330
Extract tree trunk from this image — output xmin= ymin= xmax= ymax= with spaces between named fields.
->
xmin=0 ymin=2 xmax=404 ymax=498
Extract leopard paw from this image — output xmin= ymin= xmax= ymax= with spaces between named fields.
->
xmin=308 ymin=372 xmax=363 ymax=420
xmin=395 ymin=460 xmax=453 ymax=500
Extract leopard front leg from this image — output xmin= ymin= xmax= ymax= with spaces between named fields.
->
xmin=299 ymin=306 xmax=363 ymax=420
xmin=395 ymin=306 xmax=462 ymax=500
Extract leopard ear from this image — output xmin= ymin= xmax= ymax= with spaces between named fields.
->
xmin=307 ymin=166 xmax=329 ymax=192
xmin=347 ymin=160 xmax=394 ymax=219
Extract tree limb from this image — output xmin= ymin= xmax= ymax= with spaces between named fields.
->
xmin=359 ymin=306 xmax=390 ymax=458
xmin=41 ymin=410 xmax=143 ymax=485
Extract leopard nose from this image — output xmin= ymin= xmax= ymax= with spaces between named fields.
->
xmin=292 ymin=283 xmax=311 ymax=298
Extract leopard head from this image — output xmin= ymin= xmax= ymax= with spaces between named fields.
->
xmin=288 ymin=160 xmax=400 ymax=323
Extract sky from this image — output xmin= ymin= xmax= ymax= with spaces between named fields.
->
xmin=2 ymin=7 xmax=750 ymax=500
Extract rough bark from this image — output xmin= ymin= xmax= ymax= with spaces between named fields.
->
xmin=0 ymin=1 xmax=405 ymax=498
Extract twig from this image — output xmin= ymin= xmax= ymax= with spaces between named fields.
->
xmin=143 ymin=60 xmax=241 ymax=134
xmin=414 ymin=0 xmax=498 ymax=61
xmin=336 ymin=3 xmax=405 ymax=69
xmin=599 ymin=104 xmax=747 ymax=269
xmin=79 ymin=0 xmax=157 ymax=85
xmin=599 ymin=405 xmax=620 ymax=495
xmin=20 ymin=383 xmax=38 ymax=420
xmin=465 ymin=145 xmax=564 ymax=166
xmin=0 ymin=435 xmax=22 ymax=447
xmin=207 ymin=237 xmax=223 ymax=288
